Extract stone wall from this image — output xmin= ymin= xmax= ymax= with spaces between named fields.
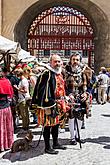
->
xmin=1 ymin=0 xmax=110 ymax=40
xmin=1 ymin=0 xmax=37 ymax=39
xmin=0 ymin=0 xmax=2 ymax=34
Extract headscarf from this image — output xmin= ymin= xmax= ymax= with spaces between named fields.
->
xmin=0 ymin=68 xmax=13 ymax=98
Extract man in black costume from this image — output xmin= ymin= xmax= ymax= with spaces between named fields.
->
xmin=31 ymin=54 xmax=67 ymax=154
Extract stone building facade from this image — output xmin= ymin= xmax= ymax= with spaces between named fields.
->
xmin=0 ymin=0 xmax=110 ymax=73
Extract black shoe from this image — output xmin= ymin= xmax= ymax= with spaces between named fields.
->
xmin=101 ymin=102 xmax=106 ymax=105
xmin=45 ymin=148 xmax=59 ymax=154
xmin=97 ymin=101 xmax=101 ymax=104
xmin=53 ymin=144 xmax=67 ymax=150
xmin=70 ymin=140 xmax=77 ymax=145
xmin=75 ymin=138 xmax=85 ymax=144
xmin=81 ymin=125 xmax=85 ymax=129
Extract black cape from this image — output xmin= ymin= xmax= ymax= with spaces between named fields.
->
xmin=31 ymin=70 xmax=56 ymax=108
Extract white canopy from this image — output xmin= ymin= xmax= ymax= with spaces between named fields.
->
xmin=17 ymin=49 xmax=36 ymax=62
xmin=0 ymin=35 xmax=36 ymax=62
xmin=0 ymin=35 xmax=18 ymax=53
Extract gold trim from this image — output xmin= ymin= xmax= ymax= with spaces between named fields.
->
xmin=45 ymin=70 xmax=50 ymax=102
xmin=37 ymin=103 xmax=56 ymax=109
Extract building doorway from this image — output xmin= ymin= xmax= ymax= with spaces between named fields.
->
xmin=28 ymin=6 xmax=94 ymax=67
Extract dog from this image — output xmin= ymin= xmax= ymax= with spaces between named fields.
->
xmin=11 ymin=130 xmax=33 ymax=153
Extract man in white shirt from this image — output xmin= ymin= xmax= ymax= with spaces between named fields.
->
xmin=16 ymin=69 xmax=30 ymax=130
xmin=97 ymin=69 xmax=109 ymax=104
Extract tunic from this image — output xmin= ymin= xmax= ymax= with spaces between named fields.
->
xmin=31 ymin=70 xmax=67 ymax=126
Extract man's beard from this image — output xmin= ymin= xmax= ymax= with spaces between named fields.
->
xmin=72 ymin=65 xmax=79 ymax=70
xmin=54 ymin=66 xmax=62 ymax=74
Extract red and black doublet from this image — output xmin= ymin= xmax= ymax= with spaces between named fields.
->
xmin=31 ymin=69 xmax=67 ymax=126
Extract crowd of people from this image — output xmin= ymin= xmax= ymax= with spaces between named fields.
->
xmin=0 ymin=53 xmax=110 ymax=154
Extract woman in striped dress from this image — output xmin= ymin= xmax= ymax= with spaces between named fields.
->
xmin=0 ymin=68 xmax=14 ymax=152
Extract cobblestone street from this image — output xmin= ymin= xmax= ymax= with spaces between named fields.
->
xmin=0 ymin=101 xmax=110 ymax=165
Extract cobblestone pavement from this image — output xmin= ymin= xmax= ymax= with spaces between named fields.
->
xmin=0 ymin=101 xmax=110 ymax=165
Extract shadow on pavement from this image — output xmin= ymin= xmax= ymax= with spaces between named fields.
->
xmin=101 ymin=114 xmax=110 ymax=117
xmin=2 ymin=140 xmax=45 ymax=162
xmin=103 ymin=145 xmax=110 ymax=149
xmin=2 ymin=137 xmax=80 ymax=163
xmin=85 ymin=136 xmax=110 ymax=149
xmin=17 ymin=130 xmax=42 ymax=138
